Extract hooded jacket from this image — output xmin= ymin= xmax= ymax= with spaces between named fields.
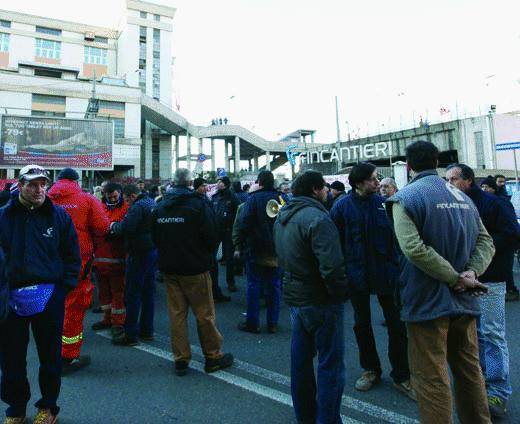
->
xmin=211 ymin=188 xmax=239 ymax=232
xmin=274 ymin=196 xmax=348 ymax=306
xmin=152 ymin=187 xmax=218 ymax=275
xmin=48 ymin=179 xmax=109 ymax=275
xmin=94 ymin=197 xmax=129 ymax=270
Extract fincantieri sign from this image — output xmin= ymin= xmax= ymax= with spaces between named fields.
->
xmin=295 ymin=141 xmax=393 ymax=165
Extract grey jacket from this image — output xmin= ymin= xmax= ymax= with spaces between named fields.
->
xmin=274 ymin=196 xmax=348 ymax=306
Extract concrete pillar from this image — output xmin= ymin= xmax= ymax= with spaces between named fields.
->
xmin=159 ymin=135 xmax=172 ymax=180
xmin=7 ymin=169 xmax=15 ymax=179
xmin=253 ymin=154 xmax=259 ymax=172
xmin=174 ymin=135 xmax=180 ymax=170
xmin=186 ymin=132 xmax=191 ymax=171
xmin=234 ymin=136 xmax=241 ymax=174
xmin=224 ymin=140 xmax=230 ymax=171
xmin=143 ymin=121 xmax=153 ymax=179
xmin=265 ymin=150 xmax=271 ymax=170
xmin=211 ymin=138 xmax=216 ymax=171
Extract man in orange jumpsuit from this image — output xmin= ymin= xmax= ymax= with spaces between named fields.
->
xmin=92 ymin=183 xmax=128 ymax=341
xmin=48 ymin=168 xmax=109 ymax=374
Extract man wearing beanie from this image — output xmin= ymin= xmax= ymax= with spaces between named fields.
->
xmin=480 ymin=176 xmax=498 ymax=195
xmin=48 ymin=168 xmax=110 ymax=374
xmin=211 ymin=177 xmax=239 ymax=297
xmin=330 ymin=180 xmax=346 ymax=206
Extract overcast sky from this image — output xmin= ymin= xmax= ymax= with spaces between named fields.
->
xmin=3 ymin=0 xmax=520 ymax=143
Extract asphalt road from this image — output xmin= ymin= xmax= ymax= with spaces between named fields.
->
xmin=5 ymin=267 xmax=520 ymax=423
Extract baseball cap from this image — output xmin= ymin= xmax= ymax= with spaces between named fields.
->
xmin=18 ymin=164 xmax=50 ymax=182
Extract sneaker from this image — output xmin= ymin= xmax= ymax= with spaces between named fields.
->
xmin=214 ymin=294 xmax=231 ymax=303
xmin=175 ymin=360 xmax=189 ymax=376
xmin=355 ymin=371 xmax=380 ymax=391
xmin=488 ymin=396 xmax=507 ymax=418
xmin=139 ymin=332 xmax=154 ymax=341
xmin=62 ymin=355 xmax=91 ymax=375
xmin=237 ymin=322 xmax=261 ymax=334
xmin=393 ymin=380 xmax=417 ymax=401
xmin=3 ymin=417 xmax=26 ymax=424
xmin=205 ymin=353 xmax=234 ymax=373
xmin=267 ymin=324 xmax=278 ymax=334
xmin=111 ymin=326 xmax=125 ymax=341
xmin=505 ymin=290 xmax=519 ymax=302
xmin=92 ymin=321 xmax=111 ymax=331
xmin=33 ymin=409 xmax=56 ymax=424
xmin=112 ymin=334 xmax=138 ymax=346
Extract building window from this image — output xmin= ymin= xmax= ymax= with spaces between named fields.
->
xmin=154 ymin=14 xmax=160 ymax=21
xmin=32 ymin=94 xmax=65 ymax=105
xmin=99 ymin=101 xmax=125 ymax=111
xmin=35 ymin=38 xmax=61 ymax=59
xmin=0 ymin=33 xmax=9 ymax=52
xmin=34 ymin=69 xmax=62 ymax=78
xmin=84 ymin=46 xmax=108 ymax=65
xmin=94 ymin=36 xmax=108 ymax=44
xmin=474 ymin=131 xmax=485 ymax=168
xmin=152 ymin=29 xmax=160 ymax=99
xmin=31 ymin=110 xmax=65 ymax=117
xmin=36 ymin=26 xmax=62 ymax=36
xmin=111 ymin=118 xmax=125 ymax=138
xmin=139 ymin=26 xmax=147 ymax=41
xmin=0 ymin=20 xmax=10 ymax=28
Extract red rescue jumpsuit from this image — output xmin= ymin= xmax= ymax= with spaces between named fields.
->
xmin=94 ymin=198 xmax=128 ymax=327
xmin=48 ymin=179 xmax=109 ymax=359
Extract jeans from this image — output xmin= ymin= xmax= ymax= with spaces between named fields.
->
xmin=407 ymin=316 xmax=490 ymax=424
xmin=125 ymin=250 xmax=157 ymax=339
xmin=245 ymin=262 xmax=281 ymax=327
xmin=477 ymin=282 xmax=512 ymax=401
xmin=350 ymin=293 xmax=409 ymax=383
xmin=290 ymin=304 xmax=345 ymax=424
xmin=0 ymin=286 xmax=65 ymax=418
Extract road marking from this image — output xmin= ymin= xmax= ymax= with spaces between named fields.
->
xmin=96 ymin=332 xmax=363 ymax=424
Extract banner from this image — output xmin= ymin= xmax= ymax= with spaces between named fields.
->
xmin=0 ymin=115 xmax=114 ymax=169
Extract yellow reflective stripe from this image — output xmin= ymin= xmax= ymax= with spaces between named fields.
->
xmin=111 ymin=308 xmax=126 ymax=315
xmin=62 ymin=332 xmax=83 ymax=344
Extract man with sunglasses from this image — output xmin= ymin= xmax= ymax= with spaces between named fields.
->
xmin=0 ymin=164 xmax=81 ymax=424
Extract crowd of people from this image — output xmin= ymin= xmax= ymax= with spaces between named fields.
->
xmin=0 ymin=139 xmax=518 ymax=424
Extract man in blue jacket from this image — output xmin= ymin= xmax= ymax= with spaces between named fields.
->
xmin=330 ymin=162 xmax=413 ymax=399
xmin=237 ymin=170 xmax=282 ymax=333
xmin=110 ymin=184 xmax=157 ymax=346
xmin=0 ymin=164 xmax=81 ymax=424
xmin=447 ymin=163 xmax=520 ymax=419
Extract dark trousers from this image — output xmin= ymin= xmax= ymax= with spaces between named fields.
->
xmin=350 ymin=293 xmax=409 ymax=383
xmin=210 ymin=257 xmax=224 ymax=299
xmin=125 ymin=250 xmax=157 ymax=339
xmin=0 ymin=287 xmax=65 ymax=418
xmin=245 ymin=262 xmax=281 ymax=327
xmin=220 ymin=231 xmax=235 ymax=285
xmin=505 ymin=251 xmax=518 ymax=293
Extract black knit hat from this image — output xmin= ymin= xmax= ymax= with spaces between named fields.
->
xmin=330 ymin=181 xmax=345 ymax=192
xmin=480 ymin=176 xmax=498 ymax=192
xmin=57 ymin=168 xmax=79 ymax=181
xmin=218 ymin=176 xmax=231 ymax=188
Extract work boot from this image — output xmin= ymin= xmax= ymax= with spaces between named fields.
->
xmin=393 ymin=380 xmax=417 ymax=401
xmin=488 ymin=396 xmax=507 ymax=418
xmin=92 ymin=320 xmax=111 ymax=331
xmin=267 ymin=324 xmax=278 ymax=334
xmin=62 ymin=355 xmax=91 ymax=375
xmin=205 ymin=353 xmax=234 ymax=373
xmin=175 ymin=360 xmax=189 ymax=376
xmin=237 ymin=322 xmax=260 ymax=334
xmin=355 ymin=371 xmax=380 ymax=391
xmin=213 ymin=294 xmax=231 ymax=303
xmin=112 ymin=333 xmax=138 ymax=346
xmin=111 ymin=326 xmax=125 ymax=341
xmin=139 ymin=331 xmax=154 ymax=341
xmin=33 ymin=409 xmax=57 ymax=424
xmin=3 ymin=417 xmax=26 ymax=424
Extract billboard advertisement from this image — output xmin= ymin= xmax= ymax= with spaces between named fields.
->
xmin=0 ymin=115 xmax=114 ymax=169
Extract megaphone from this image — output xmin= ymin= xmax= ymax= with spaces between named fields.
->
xmin=266 ymin=199 xmax=282 ymax=218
